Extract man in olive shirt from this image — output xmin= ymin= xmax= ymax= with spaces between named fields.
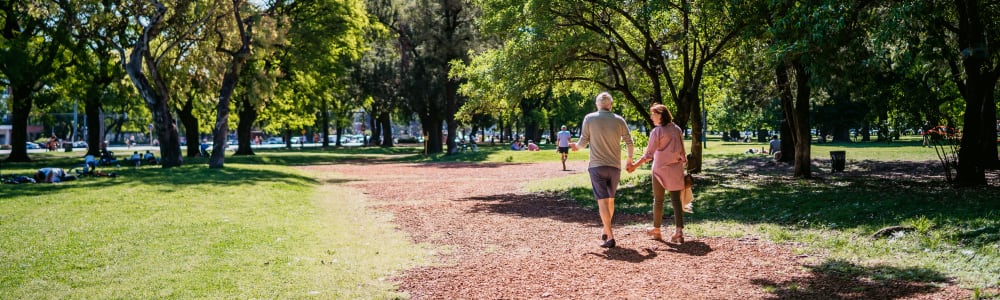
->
xmin=571 ymin=92 xmax=634 ymax=248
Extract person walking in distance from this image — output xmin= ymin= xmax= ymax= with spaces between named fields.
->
xmin=556 ymin=125 xmax=572 ymax=171
xmin=571 ymin=92 xmax=635 ymax=248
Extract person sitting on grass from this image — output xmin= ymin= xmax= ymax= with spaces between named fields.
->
xmin=130 ymin=151 xmax=142 ymax=167
xmin=526 ymin=140 xmax=540 ymax=151
xmin=99 ymin=142 xmax=117 ymax=166
xmin=84 ymin=155 xmax=98 ymax=173
xmin=510 ymin=140 xmax=523 ymax=151
xmin=144 ymin=150 xmax=158 ymax=165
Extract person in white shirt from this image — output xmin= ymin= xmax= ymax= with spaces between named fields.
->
xmin=556 ymin=125 xmax=572 ymax=170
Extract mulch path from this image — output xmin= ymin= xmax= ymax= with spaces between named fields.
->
xmin=304 ymin=159 xmax=972 ymax=299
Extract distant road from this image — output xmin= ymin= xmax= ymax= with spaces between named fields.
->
xmin=0 ymin=142 xmax=365 ymax=156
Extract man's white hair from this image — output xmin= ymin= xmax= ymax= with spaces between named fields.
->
xmin=595 ymin=92 xmax=613 ymax=110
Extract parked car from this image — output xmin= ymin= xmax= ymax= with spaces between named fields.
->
xmin=26 ymin=142 xmax=40 ymax=149
xmin=73 ymin=141 xmax=88 ymax=148
xmin=266 ymin=137 xmax=283 ymax=144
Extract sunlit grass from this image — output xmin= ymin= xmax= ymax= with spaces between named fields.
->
xmin=0 ymin=157 xmax=431 ymax=298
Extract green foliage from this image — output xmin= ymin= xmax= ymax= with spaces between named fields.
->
xmin=629 ymin=129 xmax=648 ymax=156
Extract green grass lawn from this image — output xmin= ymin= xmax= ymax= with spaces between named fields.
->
xmin=0 ymin=154 xmax=431 ymax=298
xmin=2 ymin=136 xmax=997 ymax=297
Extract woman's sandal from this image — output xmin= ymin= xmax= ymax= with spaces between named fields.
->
xmin=645 ymin=227 xmax=662 ymax=240
xmin=670 ymin=233 xmax=684 ymax=244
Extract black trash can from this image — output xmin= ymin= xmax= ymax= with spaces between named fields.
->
xmin=64 ymin=142 xmax=73 ymax=152
xmin=830 ymin=150 xmax=846 ymax=172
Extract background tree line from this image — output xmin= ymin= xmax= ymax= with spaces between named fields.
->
xmin=2 ymin=0 xmax=998 ymax=186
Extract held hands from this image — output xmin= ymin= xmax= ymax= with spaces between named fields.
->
xmin=625 ymin=159 xmax=643 ymax=173
xmin=569 ymin=143 xmax=579 ymax=151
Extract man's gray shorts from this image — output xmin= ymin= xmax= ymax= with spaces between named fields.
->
xmin=588 ymin=166 xmax=621 ymax=200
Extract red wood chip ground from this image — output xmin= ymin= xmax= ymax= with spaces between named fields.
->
xmin=307 ymin=160 xmax=971 ymax=299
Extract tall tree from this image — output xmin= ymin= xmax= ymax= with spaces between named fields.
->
xmin=208 ymin=0 xmax=257 ymax=168
xmin=110 ymin=0 xmax=214 ymax=168
xmin=472 ymin=0 xmax=758 ymax=172
xmin=354 ymin=0 xmax=404 ymax=148
xmin=270 ymin=0 xmax=366 ymax=150
xmin=395 ymin=0 xmax=476 ymax=155
xmin=67 ymin=0 xmax=129 ymax=157
xmin=880 ymin=1 xmax=999 ymax=186
xmin=0 ymin=0 xmax=73 ymax=162
xmin=761 ymin=1 xmax=876 ymax=178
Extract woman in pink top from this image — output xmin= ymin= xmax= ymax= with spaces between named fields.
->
xmin=627 ymin=104 xmax=687 ymax=243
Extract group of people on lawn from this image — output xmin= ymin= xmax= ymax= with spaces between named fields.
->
xmin=30 ymin=142 xmax=156 ymax=184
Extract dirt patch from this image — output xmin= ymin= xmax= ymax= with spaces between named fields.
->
xmin=304 ymin=160 xmax=971 ymax=299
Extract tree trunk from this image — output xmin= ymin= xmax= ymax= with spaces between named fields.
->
xmin=177 ymin=97 xmax=202 ymax=158
xmin=779 ymin=117 xmax=794 ymax=163
xmin=121 ymin=3 xmax=182 ymax=168
xmin=209 ymin=72 xmax=236 ymax=168
xmin=777 ymin=60 xmax=812 ymax=178
xmin=424 ymin=116 xmax=443 ymax=154
xmin=790 ymin=62 xmax=813 ymax=178
xmin=948 ymin=0 xmax=997 ymax=185
xmin=84 ymin=94 xmax=103 ymax=157
xmin=688 ymin=88 xmax=705 ymax=174
xmin=321 ymin=98 xmax=331 ymax=148
xmin=982 ymin=83 xmax=999 ymax=168
xmin=445 ymin=79 xmax=461 ymax=154
xmin=234 ymin=94 xmax=256 ymax=156
xmin=954 ymin=75 xmax=990 ymax=186
xmin=379 ymin=111 xmax=393 ymax=147
xmin=209 ymin=0 xmax=253 ymax=168
xmin=371 ymin=108 xmax=383 ymax=146
xmin=5 ymin=86 xmax=33 ymax=162
xmin=367 ymin=115 xmax=378 ymax=146
xmin=335 ymin=124 xmax=344 ymax=147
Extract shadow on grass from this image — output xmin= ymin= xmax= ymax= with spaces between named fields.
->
xmin=751 ymin=259 xmax=952 ymax=299
xmin=602 ymin=157 xmax=1000 ymax=249
xmin=0 ymin=159 xmax=317 ymax=200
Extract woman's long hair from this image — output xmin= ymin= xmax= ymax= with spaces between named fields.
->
xmin=650 ymin=104 xmax=673 ymax=125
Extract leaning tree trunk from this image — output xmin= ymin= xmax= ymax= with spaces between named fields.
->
xmin=209 ymin=0 xmax=253 ymax=168
xmin=120 ymin=2 xmax=183 ymax=168
xmin=209 ymin=59 xmax=245 ymax=168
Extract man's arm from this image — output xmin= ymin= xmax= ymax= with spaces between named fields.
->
xmin=575 ymin=118 xmax=590 ymax=150
xmin=621 ymin=119 xmax=635 ymax=164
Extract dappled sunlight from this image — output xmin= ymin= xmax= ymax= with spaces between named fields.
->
xmin=751 ymin=259 xmax=951 ymax=299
